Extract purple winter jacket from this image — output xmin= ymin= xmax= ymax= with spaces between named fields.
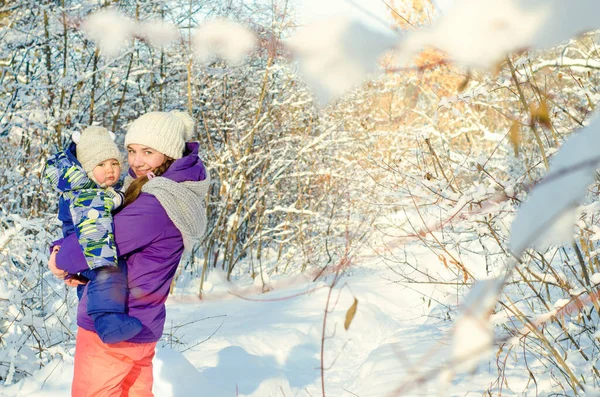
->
xmin=55 ymin=142 xmax=207 ymax=343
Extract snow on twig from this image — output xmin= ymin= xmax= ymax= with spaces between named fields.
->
xmin=510 ymin=116 xmax=600 ymax=256
xmin=80 ymin=9 xmax=255 ymax=64
xmin=192 ymin=19 xmax=257 ymax=65
xmin=287 ymin=17 xmax=396 ymax=105
xmin=399 ymin=0 xmax=600 ymax=69
xmin=81 ymin=8 xmax=135 ymax=57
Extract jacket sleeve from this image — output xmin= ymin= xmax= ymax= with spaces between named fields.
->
xmin=55 ymin=233 xmax=88 ymax=274
xmin=55 ymin=193 xmax=169 ymax=273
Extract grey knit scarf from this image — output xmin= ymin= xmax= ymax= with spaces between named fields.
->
xmin=125 ymin=173 xmax=210 ymax=251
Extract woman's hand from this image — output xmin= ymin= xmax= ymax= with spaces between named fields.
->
xmin=64 ymin=278 xmax=87 ymax=287
xmin=48 ymin=246 xmax=68 ymax=279
xmin=49 ymin=246 xmax=87 ymax=287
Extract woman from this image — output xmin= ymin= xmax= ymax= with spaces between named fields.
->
xmin=49 ymin=110 xmax=210 ymax=397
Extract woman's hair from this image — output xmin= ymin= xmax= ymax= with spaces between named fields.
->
xmin=123 ymin=158 xmax=175 ymax=207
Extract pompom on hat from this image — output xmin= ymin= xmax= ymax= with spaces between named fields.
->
xmin=124 ymin=111 xmax=195 ymax=159
xmin=74 ymin=126 xmax=122 ymax=174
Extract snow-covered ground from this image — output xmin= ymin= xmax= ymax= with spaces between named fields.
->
xmin=0 ymin=237 xmax=537 ymax=397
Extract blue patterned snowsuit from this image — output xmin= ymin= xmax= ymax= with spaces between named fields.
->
xmin=45 ymin=142 xmax=121 ymax=269
xmin=44 ymin=142 xmax=142 ymax=343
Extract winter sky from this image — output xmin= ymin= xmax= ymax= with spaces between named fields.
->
xmin=297 ymin=0 xmax=394 ymax=32
xmin=296 ymin=0 xmax=454 ymax=33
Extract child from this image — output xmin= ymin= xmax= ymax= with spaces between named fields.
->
xmin=44 ymin=126 xmax=142 ymax=344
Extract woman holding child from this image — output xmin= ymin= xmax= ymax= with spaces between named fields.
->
xmin=47 ymin=111 xmax=209 ymax=397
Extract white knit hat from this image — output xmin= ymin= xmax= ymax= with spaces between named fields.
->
xmin=124 ymin=111 xmax=195 ymax=159
xmin=75 ymin=126 xmax=122 ymax=174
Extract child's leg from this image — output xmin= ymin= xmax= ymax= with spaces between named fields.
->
xmin=72 ymin=327 xmax=156 ymax=397
xmin=81 ymin=265 xmax=142 ymax=344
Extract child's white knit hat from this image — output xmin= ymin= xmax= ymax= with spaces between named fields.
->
xmin=75 ymin=126 xmax=122 ymax=174
xmin=124 ymin=111 xmax=195 ymax=159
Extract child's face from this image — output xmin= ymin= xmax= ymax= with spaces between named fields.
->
xmin=93 ymin=158 xmax=121 ymax=187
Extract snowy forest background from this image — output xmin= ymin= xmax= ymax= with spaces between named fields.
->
xmin=3 ymin=0 xmax=600 ymax=395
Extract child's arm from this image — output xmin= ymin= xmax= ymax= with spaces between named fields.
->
xmin=105 ymin=187 xmax=124 ymax=209
xmin=69 ymin=189 xmax=119 ymax=269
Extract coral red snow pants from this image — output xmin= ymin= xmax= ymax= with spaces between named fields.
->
xmin=72 ymin=327 xmax=157 ymax=397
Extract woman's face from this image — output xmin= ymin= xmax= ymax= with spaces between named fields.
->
xmin=127 ymin=144 xmax=167 ymax=178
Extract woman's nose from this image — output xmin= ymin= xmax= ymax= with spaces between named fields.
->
xmin=131 ymin=154 xmax=143 ymax=167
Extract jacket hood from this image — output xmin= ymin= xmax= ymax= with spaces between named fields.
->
xmin=44 ymin=142 xmax=96 ymax=193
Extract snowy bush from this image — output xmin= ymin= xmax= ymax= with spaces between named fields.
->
xmin=0 ymin=213 xmax=78 ymax=384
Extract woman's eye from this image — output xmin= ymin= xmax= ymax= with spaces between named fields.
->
xmin=145 ymin=151 xmax=152 ymax=155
